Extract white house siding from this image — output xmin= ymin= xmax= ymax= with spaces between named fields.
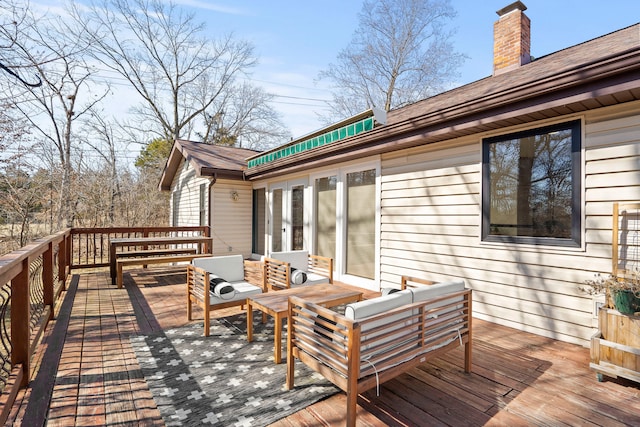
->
xmin=169 ymin=159 xmax=210 ymax=226
xmin=211 ymin=179 xmax=253 ymax=258
xmin=379 ymin=102 xmax=640 ymax=346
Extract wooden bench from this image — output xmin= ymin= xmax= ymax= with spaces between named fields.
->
xmin=116 ymin=248 xmax=198 ymax=258
xmin=116 ymin=254 xmax=210 ymax=288
xmin=286 ymin=277 xmax=472 ymax=426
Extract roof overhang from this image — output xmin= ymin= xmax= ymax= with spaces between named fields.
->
xmin=245 ymin=45 xmax=640 ymax=181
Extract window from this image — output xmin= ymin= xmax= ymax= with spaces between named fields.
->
xmin=199 ymin=184 xmax=206 ymax=226
xmin=482 ymin=120 xmax=581 ymax=246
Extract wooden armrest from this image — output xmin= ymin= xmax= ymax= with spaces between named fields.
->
xmin=308 ymin=254 xmax=333 ymax=283
xmin=187 ymin=265 xmax=208 ymax=290
xmin=243 ymin=260 xmax=267 ymax=291
xmin=264 ymin=257 xmax=290 ymax=290
xmin=400 ymin=276 xmax=436 ymax=290
xmin=287 ymin=296 xmax=353 ymax=373
xmin=187 ymin=265 xmax=210 ymax=305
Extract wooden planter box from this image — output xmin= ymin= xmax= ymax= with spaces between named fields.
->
xmin=590 ymin=307 xmax=640 ymax=383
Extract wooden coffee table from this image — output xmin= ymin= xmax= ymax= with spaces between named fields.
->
xmin=247 ymin=284 xmax=363 ymax=363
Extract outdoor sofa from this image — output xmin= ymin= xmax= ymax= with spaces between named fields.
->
xmin=286 ymin=276 xmax=472 ymax=427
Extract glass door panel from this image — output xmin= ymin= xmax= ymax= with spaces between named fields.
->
xmin=272 ymin=188 xmax=283 ymax=252
xmin=346 ymin=169 xmax=375 ymax=279
xmin=291 ymin=185 xmax=304 ymax=250
xmin=252 ymin=188 xmax=265 ymax=255
xmin=315 ymin=176 xmax=336 ymax=260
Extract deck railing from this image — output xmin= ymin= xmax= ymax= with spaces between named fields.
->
xmin=70 ymin=226 xmax=210 ymax=268
xmin=0 ymin=225 xmax=210 ymax=424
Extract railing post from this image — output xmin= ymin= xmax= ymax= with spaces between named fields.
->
xmin=66 ymin=233 xmax=71 ymax=273
xmin=58 ymin=237 xmax=67 ymax=291
xmin=11 ymin=258 xmax=30 ymax=388
xmin=43 ymin=242 xmax=54 ymax=321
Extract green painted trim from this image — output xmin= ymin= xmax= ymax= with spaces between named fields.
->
xmin=247 ymin=116 xmax=375 ymax=169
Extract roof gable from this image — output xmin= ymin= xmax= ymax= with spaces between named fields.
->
xmin=159 ymin=140 xmax=260 ymax=190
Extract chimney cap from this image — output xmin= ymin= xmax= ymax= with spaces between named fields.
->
xmin=496 ymin=1 xmax=527 ymax=17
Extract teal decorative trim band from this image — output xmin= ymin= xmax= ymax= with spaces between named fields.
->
xmin=247 ymin=116 xmax=375 ymax=169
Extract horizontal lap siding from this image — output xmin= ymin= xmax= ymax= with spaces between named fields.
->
xmin=169 ymin=163 xmax=253 ymax=258
xmin=584 ymin=105 xmax=640 ymax=282
xmin=171 ymin=160 xmax=209 ymax=226
xmin=211 ymin=179 xmax=253 ymax=258
xmin=380 ymin=103 xmax=640 ymax=346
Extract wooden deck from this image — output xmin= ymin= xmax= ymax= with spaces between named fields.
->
xmin=6 ymin=266 xmax=640 ymax=426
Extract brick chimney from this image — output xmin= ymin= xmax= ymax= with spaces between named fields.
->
xmin=493 ymin=1 xmax=531 ymax=75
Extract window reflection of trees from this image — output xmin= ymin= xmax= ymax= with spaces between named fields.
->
xmin=489 ymin=127 xmax=573 ymax=238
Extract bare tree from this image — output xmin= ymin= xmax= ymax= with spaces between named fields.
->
xmin=0 ymin=162 xmax=46 ymax=247
xmin=78 ymin=111 xmax=124 ymax=225
xmin=196 ymin=82 xmax=289 ymax=150
xmin=0 ymin=4 xmax=109 ymax=228
xmin=0 ymin=100 xmax=40 ymax=248
xmin=0 ymin=0 xmax=41 ymax=90
xmin=71 ymin=0 xmax=284 ymax=147
xmin=0 ymin=105 xmax=30 ymax=165
xmin=319 ymin=0 xmax=465 ymax=120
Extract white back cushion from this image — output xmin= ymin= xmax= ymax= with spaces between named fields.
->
xmin=193 ymin=255 xmax=245 ymax=282
xmin=409 ymin=280 xmax=465 ymax=303
xmin=344 ymin=290 xmax=414 ymax=356
xmin=344 ymin=290 xmax=412 ymax=320
xmin=269 ymin=250 xmax=309 ymax=272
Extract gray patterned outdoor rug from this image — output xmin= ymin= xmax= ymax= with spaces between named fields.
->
xmin=130 ymin=314 xmax=338 ymax=426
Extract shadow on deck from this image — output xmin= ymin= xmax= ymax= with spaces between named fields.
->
xmin=8 ymin=266 xmax=640 ymax=426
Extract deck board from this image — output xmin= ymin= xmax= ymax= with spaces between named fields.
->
xmin=8 ymin=265 xmax=640 ymax=426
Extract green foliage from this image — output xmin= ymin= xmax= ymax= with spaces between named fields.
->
xmin=209 ymin=128 xmax=238 ymax=147
xmin=135 ymin=138 xmax=172 ymax=170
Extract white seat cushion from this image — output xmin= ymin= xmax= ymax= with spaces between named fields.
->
xmin=305 ymin=272 xmax=330 ymax=286
xmin=208 ymin=280 xmax=262 ymax=305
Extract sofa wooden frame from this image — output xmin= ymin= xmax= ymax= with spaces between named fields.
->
xmin=286 ymin=277 xmax=472 ymax=427
xmin=264 ymin=254 xmax=333 ymax=290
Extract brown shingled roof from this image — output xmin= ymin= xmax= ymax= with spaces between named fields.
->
xmin=389 ymin=23 xmax=640 ymax=125
xmin=159 ymin=140 xmax=261 ymax=191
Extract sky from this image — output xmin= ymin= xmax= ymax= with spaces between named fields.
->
xmin=36 ymin=0 xmax=640 ymax=143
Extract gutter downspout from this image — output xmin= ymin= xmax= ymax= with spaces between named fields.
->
xmin=208 ymin=173 xmax=217 ymax=237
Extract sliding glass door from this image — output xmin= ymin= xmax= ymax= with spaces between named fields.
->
xmin=252 ymin=188 xmax=266 ymax=255
xmin=271 ymin=187 xmax=284 ymax=252
xmin=270 ymin=179 xmax=307 ymax=253
xmin=346 ymin=169 xmax=376 ymax=279
xmin=290 ymin=184 xmax=305 ymax=250
xmin=314 ymin=176 xmax=337 ymax=260
xmin=312 ymin=163 xmax=379 ymax=285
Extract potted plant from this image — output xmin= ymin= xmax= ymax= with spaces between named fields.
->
xmin=581 ymin=270 xmax=640 ymax=315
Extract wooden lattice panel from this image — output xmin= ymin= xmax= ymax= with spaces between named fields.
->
xmin=612 ymin=202 xmax=640 ymax=278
